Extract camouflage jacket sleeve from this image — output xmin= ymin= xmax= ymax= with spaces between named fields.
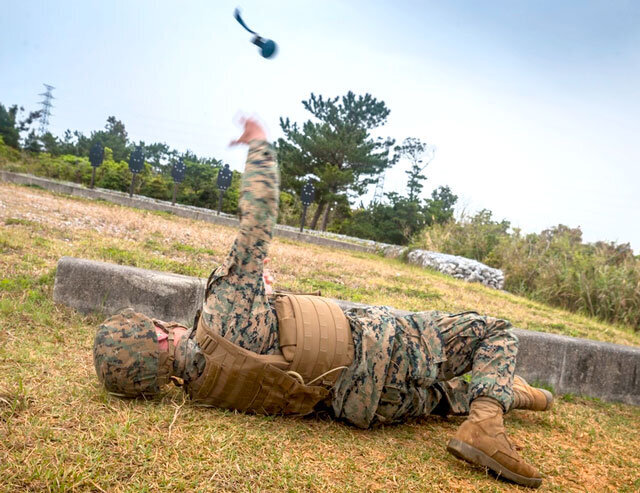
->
xmin=199 ymin=140 xmax=281 ymax=355
xmin=232 ymin=140 xmax=280 ymax=263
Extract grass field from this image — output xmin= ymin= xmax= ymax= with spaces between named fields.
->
xmin=1 ymin=181 xmax=639 ymax=492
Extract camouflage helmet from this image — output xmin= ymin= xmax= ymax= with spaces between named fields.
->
xmin=93 ymin=308 xmax=173 ymax=397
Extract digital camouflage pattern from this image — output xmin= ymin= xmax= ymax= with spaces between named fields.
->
xmin=331 ymin=309 xmax=517 ymax=428
xmin=435 ymin=311 xmax=517 ymax=413
xmin=174 ymin=330 xmax=206 ymax=382
xmin=93 ymin=308 xmax=161 ymax=396
xmin=198 ymin=140 xmax=281 ymax=355
xmin=189 ymin=139 xmax=519 ymax=428
xmin=95 ymin=138 xmax=519 ymax=428
xmin=437 ymin=376 xmax=474 ymax=415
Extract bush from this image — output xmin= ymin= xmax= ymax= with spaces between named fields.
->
xmin=277 ymin=191 xmax=303 ymax=226
xmin=417 ymin=209 xmax=510 ymax=261
xmin=417 ymin=218 xmax=640 ymax=331
xmin=490 ymin=227 xmax=640 ymax=329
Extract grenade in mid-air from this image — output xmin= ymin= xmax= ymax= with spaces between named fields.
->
xmin=234 ymin=8 xmax=278 ymax=59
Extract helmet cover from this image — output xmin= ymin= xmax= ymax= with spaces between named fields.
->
xmin=93 ymin=308 xmax=162 ymax=397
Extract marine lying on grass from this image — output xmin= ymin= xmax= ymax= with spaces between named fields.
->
xmin=93 ymin=118 xmax=553 ymax=489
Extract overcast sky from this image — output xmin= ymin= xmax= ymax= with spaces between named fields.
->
xmin=2 ymin=1 xmax=639 ymax=251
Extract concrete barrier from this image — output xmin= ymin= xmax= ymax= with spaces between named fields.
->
xmin=53 ymin=256 xmax=640 ymax=406
xmin=54 ymin=256 xmax=206 ymax=324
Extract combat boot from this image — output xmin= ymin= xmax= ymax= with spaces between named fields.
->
xmin=447 ymin=397 xmax=542 ymax=488
xmin=513 ymin=376 xmax=553 ymax=411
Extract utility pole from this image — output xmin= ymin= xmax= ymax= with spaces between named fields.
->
xmin=38 ymin=84 xmax=55 ymax=135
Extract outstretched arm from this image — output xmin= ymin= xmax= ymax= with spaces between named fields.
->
xmin=199 ymin=118 xmax=281 ymax=355
xmin=231 ymin=131 xmax=279 ymax=267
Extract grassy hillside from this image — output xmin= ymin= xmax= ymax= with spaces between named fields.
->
xmin=1 ymin=182 xmax=639 ymax=492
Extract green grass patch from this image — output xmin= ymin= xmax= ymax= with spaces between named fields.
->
xmin=172 ymin=242 xmax=218 ymax=256
xmin=297 ymin=277 xmax=373 ymax=301
xmin=383 ymin=284 xmax=442 ymax=300
xmin=143 ymin=238 xmax=164 ymax=251
xmin=99 ymin=246 xmax=139 ymax=265
xmin=148 ymin=210 xmax=175 ymax=218
xmin=0 ymin=276 xmax=33 ymax=292
xmin=4 ymin=217 xmax=37 ymax=227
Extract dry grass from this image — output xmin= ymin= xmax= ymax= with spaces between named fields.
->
xmin=1 ymin=182 xmax=640 ymax=492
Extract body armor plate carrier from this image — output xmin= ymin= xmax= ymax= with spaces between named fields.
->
xmin=186 ymin=294 xmax=354 ymax=415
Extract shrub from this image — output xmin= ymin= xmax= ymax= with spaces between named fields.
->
xmin=417 ymin=218 xmax=640 ymax=331
xmin=417 ymin=209 xmax=510 ymax=261
xmin=490 ymin=227 xmax=640 ymax=330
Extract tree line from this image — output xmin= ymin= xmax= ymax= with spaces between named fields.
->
xmin=0 ymin=92 xmax=458 ymax=244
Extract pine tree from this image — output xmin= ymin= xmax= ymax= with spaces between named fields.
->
xmin=278 ymin=92 xmax=396 ymax=230
xmin=396 ymin=137 xmax=435 ymax=202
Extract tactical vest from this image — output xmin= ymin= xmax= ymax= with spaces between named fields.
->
xmin=186 ymin=294 xmax=354 ymax=415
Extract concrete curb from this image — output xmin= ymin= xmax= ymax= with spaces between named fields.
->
xmin=53 ymin=256 xmax=640 ymax=406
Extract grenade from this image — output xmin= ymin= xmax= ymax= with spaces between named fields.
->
xmin=234 ymin=8 xmax=278 ymax=59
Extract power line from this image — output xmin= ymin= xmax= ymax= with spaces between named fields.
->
xmin=38 ymin=83 xmax=55 ymax=135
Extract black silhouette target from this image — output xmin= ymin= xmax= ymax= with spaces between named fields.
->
xmin=128 ymin=146 xmax=145 ymax=197
xmin=88 ymin=142 xmax=104 ymax=189
xmin=172 ymin=158 xmax=186 ymax=183
xmin=171 ymin=158 xmax=186 ymax=205
xmin=128 ymin=147 xmax=145 ymax=174
xmin=217 ymin=164 xmax=233 ymax=191
xmin=216 ymin=164 xmax=233 ymax=215
xmin=89 ymin=143 xmax=104 ymax=168
xmin=299 ymin=180 xmax=316 ymax=232
xmin=301 ymin=181 xmax=315 ymax=206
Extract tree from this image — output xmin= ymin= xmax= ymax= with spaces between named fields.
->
xmin=0 ymin=104 xmax=20 ymax=148
xmin=40 ymin=132 xmax=61 ymax=155
xmin=0 ymin=103 xmax=41 ymax=149
xmin=143 ymin=142 xmax=174 ymax=172
xmin=396 ymin=137 xmax=435 ymax=202
xmin=23 ymin=131 xmax=42 ymax=153
xmin=278 ymin=91 xmax=396 ymax=230
xmin=425 ymin=186 xmax=458 ymax=225
xmin=88 ymin=116 xmax=130 ymax=161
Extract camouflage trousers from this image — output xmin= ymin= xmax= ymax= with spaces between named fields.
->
xmin=371 ymin=310 xmax=518 ymax=426
xmin=428 ymin=311 xmax=518 ymax=415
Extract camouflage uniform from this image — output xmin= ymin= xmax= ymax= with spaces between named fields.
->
xmin=331 ymin=309 xmax=517 ymax=428
xmin=174 ymin=139 xmax=519 ymax=429
xmin=94 ymin=141 xmax=517 ymax=423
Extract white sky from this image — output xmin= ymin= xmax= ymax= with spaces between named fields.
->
xmin=1 ymin=0 xmax=639 ymax=251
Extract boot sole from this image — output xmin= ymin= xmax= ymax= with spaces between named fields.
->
xmin=447 ymin=438 xmax=542 ymax=488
